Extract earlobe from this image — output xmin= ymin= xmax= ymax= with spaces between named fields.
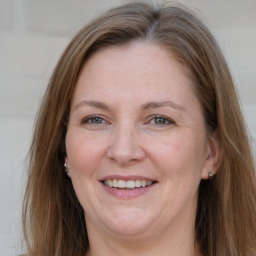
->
xmin=64 ymin=157 xmax=72 ymax=178
xmin=64 ymin=156 xmax=69 ymax=168
xmin=201 ymin=130 xmax=222 ymax=180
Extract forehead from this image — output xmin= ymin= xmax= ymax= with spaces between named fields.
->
xmin=71 ymin=42 xmax=199 ymax=112
xmin=82 ymin=43 xmax=188 ymax=79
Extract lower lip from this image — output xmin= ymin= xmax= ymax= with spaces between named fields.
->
xmin=101 ymin=183 xmax=157 ymax=199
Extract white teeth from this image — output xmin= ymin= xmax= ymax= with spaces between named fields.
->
xmin=126 ymin=180 xmax=135 ymax=188
xmin=112 ymin=179 xmax=118 ymax=188
xmin=108 ymin=180 xmax=113 ymax=187
xmin=118 ymin=180 xmax=126 ymax=188
xmin=146 ymin=181 xmax=153 ymax=186
xmin=103 ymin=179 xmax=154 ymax=189
xmin=135 ymin=180 xmax=141 ymax=187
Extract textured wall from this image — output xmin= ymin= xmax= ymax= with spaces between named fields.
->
xmin=0 ymin=0 xmax=255 ymax=255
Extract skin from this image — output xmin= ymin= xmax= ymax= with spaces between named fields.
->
xmin=65 ymin=42 xmax=220 ymax=256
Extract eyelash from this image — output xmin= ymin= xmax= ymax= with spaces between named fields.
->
xmin=81 ymin=115 xmax=175 ymax=127
xmin=147 ymin=115 xmax=175 ymax=126
xmin=81 ymin=115 xmax=108 ymax=125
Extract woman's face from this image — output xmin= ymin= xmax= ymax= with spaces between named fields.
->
xmin=65 ymin=42 xmax=219 ymax=240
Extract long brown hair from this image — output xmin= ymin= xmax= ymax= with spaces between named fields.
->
xmin=22 ymin=2 xmax=256 ymax=256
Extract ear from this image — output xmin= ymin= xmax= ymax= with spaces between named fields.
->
xmin=64 ymin=156 xmax=72 ymax=178
xmin=201 ymin=130 xmax=222 ymax=180
xmin=64 ymin=156 xmax=70 ymax=168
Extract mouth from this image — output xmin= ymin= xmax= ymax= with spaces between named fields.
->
xmin=100 ymin=176 xmax=158 ymax=198
xmin=102 ymin=179 xmax=157 ymax=189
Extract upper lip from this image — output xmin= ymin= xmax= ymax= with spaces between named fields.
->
xmin=100 ymin=175 xmax=157 ymax=182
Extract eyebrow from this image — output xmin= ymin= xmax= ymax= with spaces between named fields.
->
xmin=141 ymin=101 xmax=186 ymax=112
xmin=73 ymin=100 xmax=111 ymax=111
xmin=73 ymin=100 xmax=186 ymax=112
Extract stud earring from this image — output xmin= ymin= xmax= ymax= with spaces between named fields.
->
xmin=64 ymin=162 xmax=71 ymax=178
xmin=208 ymin=170 xmax=214 ymax=180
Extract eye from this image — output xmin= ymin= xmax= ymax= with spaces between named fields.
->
xmin=148 ymin=115 xmax=175 ymax=126
xmin=81 ymin=115 xmax=109 ymax=125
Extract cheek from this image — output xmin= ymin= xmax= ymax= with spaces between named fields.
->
xmin=147 ymin=131 xmax=207 ymax=177
xmin=65 ymin=129 xmax=108 ymax=175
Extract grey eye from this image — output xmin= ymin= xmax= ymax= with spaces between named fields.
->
xmin=82 ymin=115 xmax=107 ymax=124
xmin=89 ymin=117 xmax=104 ymax=123
xmin=150 ymin=115 xmax=175 ymax=125
xmin=154 ymin=117 xmax=169 ymax=125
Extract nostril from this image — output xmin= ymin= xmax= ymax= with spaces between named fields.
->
xmin=107 ymin=143 xmax=146 ymax=165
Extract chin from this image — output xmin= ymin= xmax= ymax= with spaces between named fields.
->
xmin=99 ymin=208 xmax=156 ymax=237
xmin=106 ymin=222 xmax=152 ymax=238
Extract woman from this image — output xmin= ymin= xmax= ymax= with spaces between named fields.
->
xmin=22 ymin=2 xmax=256 ymax=256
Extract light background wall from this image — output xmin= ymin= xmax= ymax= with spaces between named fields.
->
xmin=0 ymin=0 xmax=255 ymax=255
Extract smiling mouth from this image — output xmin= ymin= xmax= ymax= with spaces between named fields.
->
xmin=102 ymin=179 xmax=157 ymax=189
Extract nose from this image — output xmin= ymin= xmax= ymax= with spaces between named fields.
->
xmin=107 ymin=123 xmax=146 ymax=165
